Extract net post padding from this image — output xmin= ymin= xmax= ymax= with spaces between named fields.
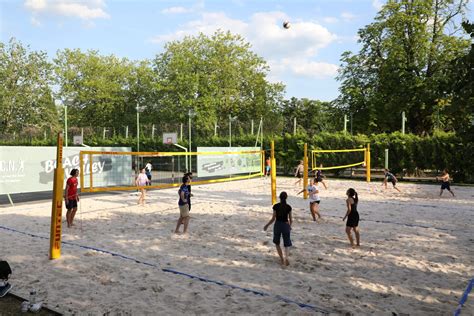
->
xmin=49 ymin=132 xmax=64 ymax=260
xmin=303 ymin=143 xmax=308 ymax=200
xmin=270 ymin=141 xmax=277 ymax=205
xmin=366 ymin=143 xmax=371 ymax=182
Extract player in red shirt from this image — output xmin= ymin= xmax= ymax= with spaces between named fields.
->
xmin=64 ymin=169 xmax=79 ymax=228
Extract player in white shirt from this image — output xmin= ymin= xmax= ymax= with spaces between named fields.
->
xmin=298 ymin=178 xmax=322 ymax=222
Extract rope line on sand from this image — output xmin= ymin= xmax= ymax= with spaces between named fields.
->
xmin=344 ymin=215 xmax=451 ymax=231
xmin=0 ymin=224 xmax=330 ymax=315
xmin=454 ymin=278 xmax=474 ymax=316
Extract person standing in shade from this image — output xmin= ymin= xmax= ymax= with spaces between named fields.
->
xmin=297 ymin=178 xmax=322 ymax=222
xmin=64 ymin=169 xmax=80 ymax=228
xmin=437 ymin=169 xmax=455 ymax=197
xmin=184 ymin=172 xmax=194 ymax=210
xmin=315 ymin=164 xmax=328 ymax=189
xmin=343 ymin=188 xmax=360 ymax=248
xmin=265 ymin=157 xmax=271 ymax=178
xmin=135 ymin=167 xmax=149 ymax=205
xmin=264 ymin=191 xmax=293 ymax=266
xmin=382 ymin=168 xmax=401 ymax=192
xmin=145 ymin=161 xmax=153 ymax=186
xmin=175 ymin=176 xmax=191 ymax=234
xmin=294 ymin=160 xmax=304 ymax=186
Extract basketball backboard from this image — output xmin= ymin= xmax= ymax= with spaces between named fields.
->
xmin=73 ymin=135 xmax=83 ymax=145
xmin=163 ymin=133 xmax=177 ymax=144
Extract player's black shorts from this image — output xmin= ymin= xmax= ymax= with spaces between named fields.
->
xmin=66 ymin=199 xmax=77 ymax=210
xmin=441 ymin=182 xmax=450 ymax=190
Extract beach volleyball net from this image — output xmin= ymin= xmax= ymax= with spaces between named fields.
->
xmin=311 ymin=144 xmax=371 ymax=181
xmin=79 ymin=148 xmax=264 ymax=193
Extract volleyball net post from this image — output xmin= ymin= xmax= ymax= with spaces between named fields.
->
xmin=270 ymin=140 xmax=277 ymax=205
xmin=303 ymin=143 xmax=308 ymax=199
xmin=49 ymin=132 xmax=64 ymax=260
xmin=366 ymin=143 xmax=371 ymax=182
xmin=311 ymin=144 xmax=371 ymax=182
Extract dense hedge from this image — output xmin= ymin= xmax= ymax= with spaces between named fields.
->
xmin=266 ymin=132 xmax=472 ymax=182
xmin=1 ymin=131 xmax=472 ymax=182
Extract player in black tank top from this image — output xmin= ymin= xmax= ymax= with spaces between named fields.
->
xmin=343 ymin=188 xmax=360 ymax=248
xmin=264 ymin=192 xmax=293 ymax=266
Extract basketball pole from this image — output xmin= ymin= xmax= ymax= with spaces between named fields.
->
xmin=50 ymin=132 xmax=64 ymax=260
xmin=271 ymin=140 xmax=277 ymax=205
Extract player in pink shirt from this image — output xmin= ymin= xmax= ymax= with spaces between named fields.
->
xmin=135 ymin=167 xmax=150 ymax=205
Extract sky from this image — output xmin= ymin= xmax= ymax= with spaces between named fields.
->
xmin=1 ymin=0 xmax=390 ymax=101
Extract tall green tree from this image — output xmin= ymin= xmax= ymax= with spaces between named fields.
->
xmin=337 ymin=0 xmax=471 ymax=134
xmin=444 ymin=21 xmax=474 ymax=140
xmin=279 ymin=97 xmax=344 ymax=135
xmin=152 ymin=30 xmax=285 ymax=136
xmin=0 ymin=38 xmax=58 ymax=134
xmin=54 ymin=49 xmax=156 ymax=134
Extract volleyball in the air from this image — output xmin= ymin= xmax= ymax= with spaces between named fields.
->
xmin=283 ymin=21 xmax=291 ymax=29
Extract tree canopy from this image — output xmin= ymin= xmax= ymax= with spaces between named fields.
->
xmin=0 ymin=38 xmax=58 ymax=134
xmin=0 ymin=5 xmax=472 ymax=140
xmin=337 ymin=0 xmax=471 ymax=135
xmin=152 ymin=31 xmax=285 ymax=136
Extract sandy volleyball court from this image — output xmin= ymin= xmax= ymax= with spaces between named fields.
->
xmin=0 ymin=177 xmax=473 ymax=315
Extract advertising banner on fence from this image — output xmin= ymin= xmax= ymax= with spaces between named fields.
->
xmin=196 ymin=147 xmax=261 ymax=178
xmin=0 ymin=146 xmax=131 ymax=194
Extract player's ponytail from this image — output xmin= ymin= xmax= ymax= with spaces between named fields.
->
xmin=347 ymin=188 xmax=358 ymax=204
xmin=279 ymin=191 xmax=288 ymax=205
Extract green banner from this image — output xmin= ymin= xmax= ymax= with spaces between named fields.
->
xmin=196 ymin=147 xmax=261 ymax=178
xmin=0 ymin=147 xmax=130 ymax=194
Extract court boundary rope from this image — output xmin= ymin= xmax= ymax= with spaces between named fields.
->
xmin=454 ymin=278 xmax=474 ymax=316
xmin=0 ymin=224 xmax=330 ymax=314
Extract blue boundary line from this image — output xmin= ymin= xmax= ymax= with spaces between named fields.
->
xmin=454 ymin=278 xmax=474 ymax=316
xmin=0 ymin=225 xmax=330 ymax=314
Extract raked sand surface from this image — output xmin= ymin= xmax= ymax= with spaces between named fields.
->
xmin=0 ymin=177 xmax=473 ymax=315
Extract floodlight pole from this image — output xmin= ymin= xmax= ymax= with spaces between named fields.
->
xmin=402 ymin=111 xmax=407 ymax=134
xmin=229 ymin=115 xmax=237 ymax=147
xmin=188 ymin=108 xmax=196 ymax=172
xmin=189 ymin=114 xmax=191 ymax=171
xmin=343 ymin=114 xmax=349 ymax=134
xmin=136 ymin=103 xmax=140 ymax=152
xmin=64 ymin=104 xmax=68 ymax=147
xmin=229 ymin=114 xmax=232 ymax=147
xmin=350 ymin=113 xmax=353 ymax=135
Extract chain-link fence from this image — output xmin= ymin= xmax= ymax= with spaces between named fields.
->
xmin=0 ymin=117 xmax=285 ymax=145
